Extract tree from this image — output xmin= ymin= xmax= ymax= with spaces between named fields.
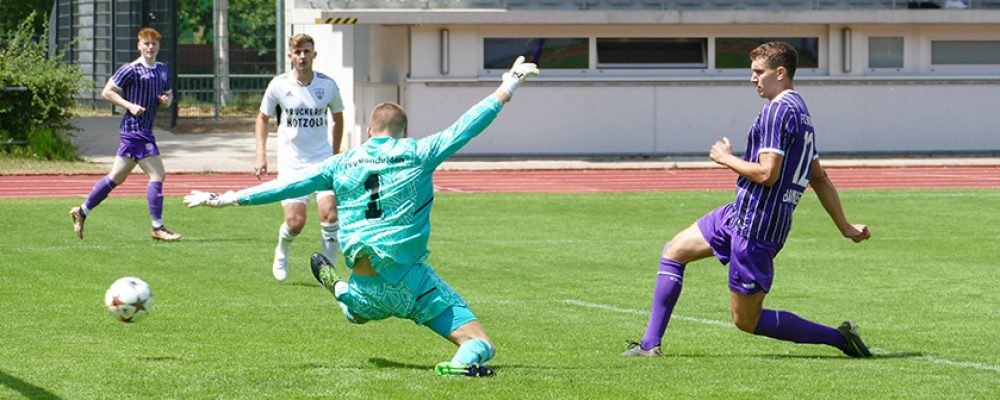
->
xmin=0 ymin=0 xmax=50 ymax=36
xmin=179 ymin=0 xmax=214 ymax=44
xmin=0 ymin=12 xmax=85 ymax=160
xmin=178 ymin=0 xmax=274 ymax=54
xmin=230 ymin=0 xmax=275 ymax=56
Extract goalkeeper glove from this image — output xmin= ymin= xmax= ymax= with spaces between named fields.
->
xmin=498 ymin=56 xmax=539 ymax=99
xmin=183 ymin=190 xmax=239 ymax=208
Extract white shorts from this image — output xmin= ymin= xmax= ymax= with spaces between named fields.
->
xmin=279 ymin=190 xmax=334 ymax=206
xmin=278 ymin=163 xmax=335 ymax=206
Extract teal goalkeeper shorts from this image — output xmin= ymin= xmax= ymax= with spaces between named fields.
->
xmin=340 ymin=263 xmax=477 ymax=337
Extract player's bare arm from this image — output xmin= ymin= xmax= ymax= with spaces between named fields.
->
xmin=331 ymin=111 xmax=344 ymax=154
xmin=809 ymin=160 xmax=871 ymax=243
xmin=710 ymin=137 xmax=783 ymax=187
xmin=102 ymin=79 xmax=145 ymax=116
xmin=158 ymin=90 xmax=173 ymax=108
xmin=254 ymin=112 xmax=270 ymax=179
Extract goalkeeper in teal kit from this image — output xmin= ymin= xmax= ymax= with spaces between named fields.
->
xmin=185 ymin=57 xmax=539 ymax=377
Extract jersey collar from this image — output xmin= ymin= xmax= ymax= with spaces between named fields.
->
xmin=771 ymin=89 xmax=797 ymax=103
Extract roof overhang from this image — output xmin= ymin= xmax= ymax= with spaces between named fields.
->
xmin=291 ymin=9 xmax=1000 ymax=25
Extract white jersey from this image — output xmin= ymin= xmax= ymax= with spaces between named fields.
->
xmin=260 ymin=72 xmax=344 ymax=171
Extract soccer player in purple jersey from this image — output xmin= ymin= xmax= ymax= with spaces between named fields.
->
xmin=69 ymin=27 xmax=180 ymax=241
xmin=624 ymin=42 xmax=873 ymax=358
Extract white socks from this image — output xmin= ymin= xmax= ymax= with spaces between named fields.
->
xmin=272 ymin=221 xmax=338 ymax=283
xmin=273 ymin=223 xmax=297 ymax=281
xmin=320 ymin=221 xmax=340 ymax=265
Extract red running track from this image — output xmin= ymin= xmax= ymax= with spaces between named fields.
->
xmin=2 ymin=166 xmax=1000 ymax=199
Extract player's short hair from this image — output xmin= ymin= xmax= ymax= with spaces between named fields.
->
xmin=370 ymin=102 xmax=408 ymax=137
xmin=289 ymin=34 xmax=315 ymax=50
xmin=137 ymin=27 xmax=160 ymax=42
xmin=750 ymin=41 xmax=797 ymax=80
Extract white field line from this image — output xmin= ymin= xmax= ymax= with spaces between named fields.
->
xmin=560 ymin=299 xmax=1000 ymax=374
xmin=871 ymin=350 xmax=1000 ymax=373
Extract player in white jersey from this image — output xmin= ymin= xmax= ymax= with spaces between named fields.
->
xmin=255 ymin=34 xmax=345 ymax=281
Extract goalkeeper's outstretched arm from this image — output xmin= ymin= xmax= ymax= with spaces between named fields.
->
xmin=184 ymin=164 xmax=334 ymax=208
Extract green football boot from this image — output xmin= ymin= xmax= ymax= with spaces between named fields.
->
xmin=434 ymin=361 xmax=495 ymax=378
xmin=310 ymin=253 xmax=341 ymax=296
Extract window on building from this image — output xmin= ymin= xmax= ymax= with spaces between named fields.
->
xmin=868 ymin=37 xmax=904 ymax=69
xmin=596 ymin=38 xmax=708 ymax=68
xmin=715 ymin=37 xmax=820 ymax=69
xmin=483 ymin=38 xmax=589 ymax=69
xmin=931 ymin=40 xmax=1000 ymax=65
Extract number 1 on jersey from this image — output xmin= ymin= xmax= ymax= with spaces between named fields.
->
xmin=364 ymin=174 xmax=384 ymax=219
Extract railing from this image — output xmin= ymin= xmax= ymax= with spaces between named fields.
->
xmin=175 ymin=73 xmax=272 ymax=118
xmin=302 ymin=0 xmax=999 ymax=10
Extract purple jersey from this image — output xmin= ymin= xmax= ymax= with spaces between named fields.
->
xmin=110 ymin=60 xmax=171 ymax=140
xmin=732 ymin=90 xmax=819 ymax=245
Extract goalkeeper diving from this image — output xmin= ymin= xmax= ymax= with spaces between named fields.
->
xmin=185 ymin=57 xmax=539 ymax=377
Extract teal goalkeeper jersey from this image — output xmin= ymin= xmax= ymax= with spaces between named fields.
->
xmin=235 ymin=95 xmax=504 ymax=282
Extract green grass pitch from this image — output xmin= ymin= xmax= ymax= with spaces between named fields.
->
xmin=1 ymin=190 xmax=999 ymax=399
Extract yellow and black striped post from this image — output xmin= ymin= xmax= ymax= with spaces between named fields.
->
xmin=315 ymin=17 xmax=359 ymax=25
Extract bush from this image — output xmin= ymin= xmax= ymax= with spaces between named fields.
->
xmin=0 ymin=12 xmax=85 ymax=160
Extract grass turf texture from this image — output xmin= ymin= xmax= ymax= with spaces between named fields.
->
xmin=0 ymin=153 xmax=105 ymax=175
xmin=1 ymin=190 xmax=999 ymax=399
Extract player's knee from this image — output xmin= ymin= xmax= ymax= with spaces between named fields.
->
xmin=285 ymin=217 xmax=306 ymax=233
xmin=731 ymin=310 xmax=758 ymax=333
xmin=733 ymin=317 xmax=757 ymax=333
xmin=346 ymin=314 xmax=368 ymax=325
xmin=319 ymin=211 xmax=337 ymax=223
xmin=664 ymin=240 xmax=697 ymax=263
xmin=109 ymin=174 xmax=128 ymax=186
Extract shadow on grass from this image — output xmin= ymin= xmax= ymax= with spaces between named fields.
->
xmin=367 ymin=358 xmax=532 ymax=373
xmin=871 ymin=351 xmax=924 ymax=359
xmin=368 ymin=358 xmax=431 ymax=371
xmin=140 ymin=355 xmax=187 ymax=362
xmin=0 ymin=369 xmax=63 ymax=400
xmin=286 ymin=281 xmax=322 ymax=289
xmin=763 ymin=352 xmax=924 ymax=360
xmin=762 ymin=354 xmax=863 ymax=360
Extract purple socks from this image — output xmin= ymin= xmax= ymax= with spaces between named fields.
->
xmin=753 ymin=309 xmax=847 ymax=349
xmin=83 ymin=176 xmax=117 ymax=211
xmin=147 ymin=181 xmax=163 ymax=222
xmin=640 ymin=257 xmax=686 ymax=350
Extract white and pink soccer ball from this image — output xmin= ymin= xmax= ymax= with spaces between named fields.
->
xmin=104 ymin=277 xmax=154 ymax=323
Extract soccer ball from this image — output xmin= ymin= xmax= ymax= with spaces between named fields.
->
xmin=104 ymin=277 xmax=154 ymax=323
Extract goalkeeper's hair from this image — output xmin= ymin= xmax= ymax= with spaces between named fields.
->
xmin=750 ymin=41 xmax=797 ymax=80
xmin=370 ymin=102 xmax=408 ymax=137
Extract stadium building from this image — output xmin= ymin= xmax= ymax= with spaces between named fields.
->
xmin=280 ymin=0 xmax=1000 ymax=157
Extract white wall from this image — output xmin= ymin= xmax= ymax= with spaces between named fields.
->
xmin=403 ymin=81 xmax=1000 ymax=156
xmin=298 ymin=16 xmax=1000 ymax=156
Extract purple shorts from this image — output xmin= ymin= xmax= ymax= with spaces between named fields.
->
xmin=696 ymin=203 xmax=783 ymax=295
xmin=116 ymin=137 xmax=160 ymax=162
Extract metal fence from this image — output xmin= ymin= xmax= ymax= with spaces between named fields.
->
xmin=175 ymin=73 xmax=271 ymax=118
xmin=53 ymin=0 xmax=179 ymax=126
